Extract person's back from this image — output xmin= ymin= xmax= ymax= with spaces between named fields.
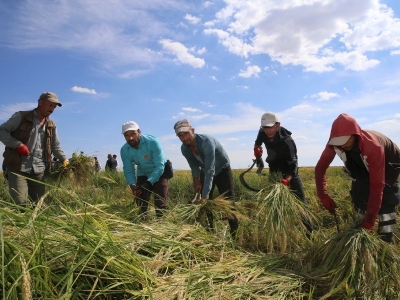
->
xmin=105 ymin=154 xmax=113 ymax=171
xmin=94 ymin=157 xmax=101 ymax=172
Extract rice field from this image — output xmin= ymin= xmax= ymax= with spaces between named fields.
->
xmin=0 ymin=164 xmax=399 ymax=299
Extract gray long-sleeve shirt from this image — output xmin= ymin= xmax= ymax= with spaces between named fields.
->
xmin=181 ymin=133 xmax=230 ymax=198
xmin=0 ymin=110 xmax=66 ymax=174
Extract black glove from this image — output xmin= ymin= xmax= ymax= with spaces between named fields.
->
xmin=255 ymin=157 xmax=263 ymax=168
xmin=255 ymin=157 xmax=264 ymax=174
xmin=141 ymin=181 xmax=153 ymax=192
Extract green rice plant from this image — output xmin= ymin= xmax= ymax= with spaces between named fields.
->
xmin=305 ymin=229 xmax=400 ymax=299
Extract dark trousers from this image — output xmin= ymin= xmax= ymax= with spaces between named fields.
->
xmin=201 ymin=166 xmax=239 ymax=237
xmin=281 ymin=173 xmax=313 ymax=234
xmin=136 ymin=175 xmax=168 ymax=218
xmin=288 ymin=174 xmax=307 ymax=204
xmin=350 ymin=179 xmax=399 ymax=243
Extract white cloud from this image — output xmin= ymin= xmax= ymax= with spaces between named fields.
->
xmin=205 ymin=0 xmax=400 ymax=72
xmin=182 ymin=107 xmax=201 ymax=112
xmin=197 ymin=47 xmax=207 ymax=55
xmin=309 ymin=91 xmax=340 ymax=101
xmin=0 ymin=1 xmax=187 ymax=72
xmin=71 ymin=86 xmax=97 ymax=94
xmin=238 ymin=65 xmax=261 ymax=78
xmin=209 ymin=75 xmax=218 ymax=81
xmin=200 ymin=101 xmax=216 ymax=107
xmin=118 ymin=69 xmax=151 ymax=79
xmin=160 ymin=39 xmax=206 ymax=68
xmin=185 ymin=14 xmax=200 ymax=24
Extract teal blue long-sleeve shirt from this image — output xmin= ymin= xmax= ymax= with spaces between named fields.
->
xmin=120 ymin=134 xmax=167 ymax=185
xmin=181 ymin=134 xmax=230 ymax=199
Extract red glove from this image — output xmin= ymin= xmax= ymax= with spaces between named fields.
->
xmin=356 ymin=216 xmax=374 ymax=230
xmin=320 ymin=195 xmax=337 ymax=214
xmin=280 ymin=179 xmax=290 ymax=186
xmin=254 ymin=146 xmax=263 ymax=158
xmin=17 ymin=144 xmax=30 ymax=156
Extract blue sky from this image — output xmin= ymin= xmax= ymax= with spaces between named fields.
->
xmin=1 ymin=0 xmax=400 ymax=170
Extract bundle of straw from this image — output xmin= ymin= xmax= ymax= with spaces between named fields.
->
xmin=305 ymin=229 xmax=400 ymax=299
xmin=241 ymin=182 xmax=318 ymax=253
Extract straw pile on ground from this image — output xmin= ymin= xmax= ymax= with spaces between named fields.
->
xmin=1 ymin=173 xmax=400 ymax=299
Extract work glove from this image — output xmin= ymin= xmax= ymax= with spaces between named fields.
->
xmin=62 ymin=160 xmax=69 ymax=168
xmin=253 ymin=146 xmax=263 ymax=158
xmin=320 ymin=195 xmax=337 ymax=214
xmin=255 ymin=157 xmax=264 ymax=168
xmin=130 ymin=184 xmax=142 ymax=197
xmin=356 ymin=216 xmax=375 ymax=230
xmin=16 ymin=144 xmax=30 ymax=156
xmin=141 ymin=181 xmax=153 ymax=193
xmin=280 ymin=179 xmax=290 ymax=186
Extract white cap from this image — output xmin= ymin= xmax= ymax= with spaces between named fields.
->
xmin=261 ymin=112 xmax=279 ymax=127
xmin=328 ymin=136 xmax=351 ymax=146
xmin=122 ymin=121 xmax=139 ymax=134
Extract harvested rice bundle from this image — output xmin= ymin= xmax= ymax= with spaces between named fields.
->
xmin=305 ymin=229 xmax=400 ymax=299
xmin=244 ymin=182 xmax=319 ymax=253
xmin=164 ymin=203 xmax=204 ymax=224
xmin=165 ymin=197 xmax=248 ymax=234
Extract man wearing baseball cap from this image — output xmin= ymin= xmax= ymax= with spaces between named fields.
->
xmin=253 ymin=112 xmax=312 ymax=234
xmin=0 ymin=91 xmax=68 ymax=207
xmin=120 ymin=121 xmax=172 ymax=219
xmin=315 ymin=113 xmax=400 ymax=243
xmin=254 ymin=112 xmax=308 ymax=202
xmin=174 ymin=119 xmax=239 ymax=237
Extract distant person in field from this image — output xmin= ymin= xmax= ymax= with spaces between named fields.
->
xmin=121 ymin=121 xmax=172 ymax=218
xmin=105 ymin=153 xmax=117 ymax=171
xmin=315 ymin=113 xmax=400 ymax=243
xmin=105 ymin=154 xmax=112 ymax=171
xmin=174 ymin=119 xmax=239 ymax=237
xmin=0 ymin=92 xmax=68 ymax=207
xmin=253 ymin=112 xmax=312 ymax=233
xmin=93 ymin=156 xmax=101 ymax=172
xmin=113 ymin=154 xmax=119 ymax=170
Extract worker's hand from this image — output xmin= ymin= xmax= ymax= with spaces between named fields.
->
xmin=130 ymin=184 xmax=142 ymax=197
xmin=16 ymin=144 xmax=29 ymax=156
xmin=253 ymin=146 xmax=263 ymax=158
xmin=193 ymin=177 xmax=202 ymax=193
xmin=62 ymin=160 xmax=69 ymax=168
xmin=280 ymin=179 xmax=290 ymax=186
xmin=320 ymin=195 xmax=337 ymax=214
xmin=194 ymin=197 xmax=207 ymax=205
xmin=356 ymin=217 xmax=374 ymax=230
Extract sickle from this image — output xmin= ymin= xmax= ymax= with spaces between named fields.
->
xmin=239 ymin=160 xmax=261 ymax=192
